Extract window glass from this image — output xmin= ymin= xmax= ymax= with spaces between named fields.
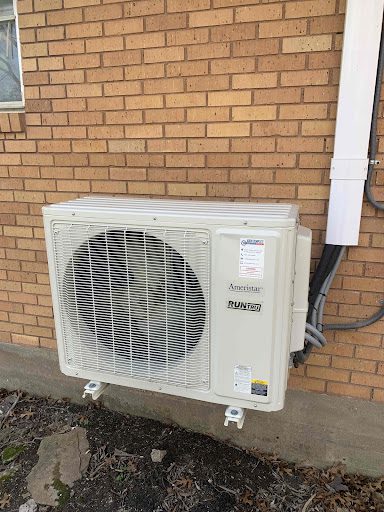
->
xmin=0 ymin=0 xmax=23 ymax=107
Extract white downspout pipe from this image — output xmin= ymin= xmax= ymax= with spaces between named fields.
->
xmin=325 ymin=0 xmax=384 ymax=246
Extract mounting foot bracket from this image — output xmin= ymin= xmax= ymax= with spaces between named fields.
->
xmin=224 ymin=406 xmax=246 ymax=429
xmin=82 ymin=381 xmax=109 ymax=400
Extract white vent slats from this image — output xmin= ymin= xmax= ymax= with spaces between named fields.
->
xmin=46 ymin=196 xmax=298 ymax=227
xmin=52 ymin=222 xmax=210 ymax=390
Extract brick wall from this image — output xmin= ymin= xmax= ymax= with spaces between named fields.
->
xmin=1 ymin=0 xmax=384 ymax=402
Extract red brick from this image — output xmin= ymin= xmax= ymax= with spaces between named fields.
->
xmin=146 ymin=13 xmax=187 ymax=31
xmin=86 ymin=36 xmax=124 ymax=53
xmin=49 ymin=40 xmax=84 ymax=56
xmin=127 ymin=34 xmax=164 ymax=54
xmin=211 ymin=57 xmax=255 ymax=75
xmin=104 ymin=18 xmax=143 ymax=36
xmin=144 ymin=46 xmax=184 ymax=63
xmin=259 ymin=19 xmax=307 ymax=38
xmin=235 ymin=4 xmax=282 ymax=23
xmin=189 ymin=8 xmax=233 ymax=27
xmin=168 ymin=0 xmax=209 ymax=12
xmin=282 ymin=35 xmax=332 ymax=53
xmin=233 ymin=106 xmax=276 ymax=121
xmin=167 ymin=27 xmax=209 ymax=46
xmin=66 ymin=22 xmax=102 ymax=39
xmin=84 ymin=3 xmax=122 ymax=21
xmin=167 ymin=61 xmax=208 ymax=77
xmin=188 ymin=42 xmax=230 ymax=60
xmin=285 ymin=1 xmax=336 ymax=19
xmin=124 ymin=0 xmax=164 ymax=17
xmin=47 ymin=8 xmax=82 ymax=25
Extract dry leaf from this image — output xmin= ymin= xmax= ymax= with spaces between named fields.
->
xmin=174 ymin=477 xmax=193 ymax=489
xmin=239 ymin=489 xmax=254 ymax=505
xmin=20 ymin=410 xmax=34 ymax=419
xmin=0 ymin=493 xmax=10 ymax=510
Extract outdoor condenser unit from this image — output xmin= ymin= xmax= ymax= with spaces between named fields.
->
xmin=43 ymin=197 xmax=311 ymax=418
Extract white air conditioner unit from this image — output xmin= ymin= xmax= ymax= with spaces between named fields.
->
xmin=43 ymin=197 xmax=311 ymax=415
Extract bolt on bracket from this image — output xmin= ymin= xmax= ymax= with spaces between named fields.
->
xmin=82 ymin=381 xmax=109 ymax=400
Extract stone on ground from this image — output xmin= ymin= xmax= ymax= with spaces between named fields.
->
xmin=150 ymin=449 xmax=167 ymax=463
xmin=26 ymin=428 xmax=90 ymax=507
xmin=19 ymin=499 xmax=38 ymax=512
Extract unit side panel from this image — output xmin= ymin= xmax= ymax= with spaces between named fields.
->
xmin=211 ymin=228 xmax=292 ymax=408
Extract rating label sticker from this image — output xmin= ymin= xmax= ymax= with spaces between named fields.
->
xmin=239 ymin=238 xmax=265 ymax=279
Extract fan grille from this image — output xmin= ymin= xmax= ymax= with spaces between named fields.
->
xmin=52 ymin=223 xmax=210 ymax=390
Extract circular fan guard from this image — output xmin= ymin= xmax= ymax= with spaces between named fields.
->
xmin=63 ymin=230 xmax=206 ymax=365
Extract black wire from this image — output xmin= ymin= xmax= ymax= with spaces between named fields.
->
xmin=307 ymin=245 xmax=344 ymax=318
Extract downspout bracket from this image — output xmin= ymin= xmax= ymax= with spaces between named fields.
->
xmin=330 ymin=158 xmax=369 ymax=180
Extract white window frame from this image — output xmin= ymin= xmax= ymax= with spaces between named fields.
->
xmin=0 ymin=0 xmax=24 ymax=111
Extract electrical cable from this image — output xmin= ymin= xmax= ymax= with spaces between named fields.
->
xmin=293 ymin=245 xmax=344 ymax=365
xmin=325 ymin=304 xmax=384 ymax=331
xmin=316 ymin=247 xmax=346 ymax=332
xmin=304 ymin=333 xmax=323 ymax=349
xmin=305 ymin=322 xmax=327 ymax=346
xmin=307 ymin=245 xmax=344 ymax=317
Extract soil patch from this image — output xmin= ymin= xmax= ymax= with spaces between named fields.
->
xmin=0 ymin=390 xmax=382 ymax=512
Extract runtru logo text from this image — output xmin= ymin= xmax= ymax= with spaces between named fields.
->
xmin=227 ymin=301 xmax=261 ymax=312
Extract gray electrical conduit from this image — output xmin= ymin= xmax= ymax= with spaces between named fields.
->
xmin=304 ymin=333 xmax=323 ymax=349
xmin=325 ymin=304 xmax=384 ymax=331
xmin=300 ymin=249 xmax=346 ymax=353
xmin=302 ymin=241 xmax=384 ymax=349
xmin=305 ymin=322 xmax=327 ymax=346
xmin=316 ymin=247 xmax=346 ymax=331
xmin=313 ymin=247 xmax=384 ymax=332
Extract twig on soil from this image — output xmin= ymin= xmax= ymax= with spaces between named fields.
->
xmin=0 ymin=392 xmax=22 ymax=429
xmin=212 ymin=483 xmax=238 ymax=495
xmin=302 ymin=493 xmax=316 ymax=512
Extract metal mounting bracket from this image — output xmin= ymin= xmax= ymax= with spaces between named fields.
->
xmin=224 ymin=406 xmax=246 ymax=429
xmin=82 ymin=381 xmax=109 ymax=400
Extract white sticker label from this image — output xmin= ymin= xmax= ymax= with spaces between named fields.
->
xmin=239 ymin=238 xmax=265 ymax=279
xmin=234 ymin=365 xmax=252 ymax=394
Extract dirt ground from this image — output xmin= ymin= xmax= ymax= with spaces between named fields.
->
xmin=0 ymin=389 xmax=383 ymax=512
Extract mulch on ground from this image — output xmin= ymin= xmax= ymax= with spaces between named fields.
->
xmin=0 ymin=389 xmax=383 ymax=512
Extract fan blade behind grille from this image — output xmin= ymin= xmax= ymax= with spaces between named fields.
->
xmin=55 ymin=225 xmax=210 ymax=389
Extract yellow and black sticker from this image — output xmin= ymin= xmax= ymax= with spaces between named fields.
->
xmin=251 ymin=379 xmax=268 ymax=397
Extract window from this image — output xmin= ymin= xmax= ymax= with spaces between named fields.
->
xmin=0 ymin=0 xmax=23 ymax=110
